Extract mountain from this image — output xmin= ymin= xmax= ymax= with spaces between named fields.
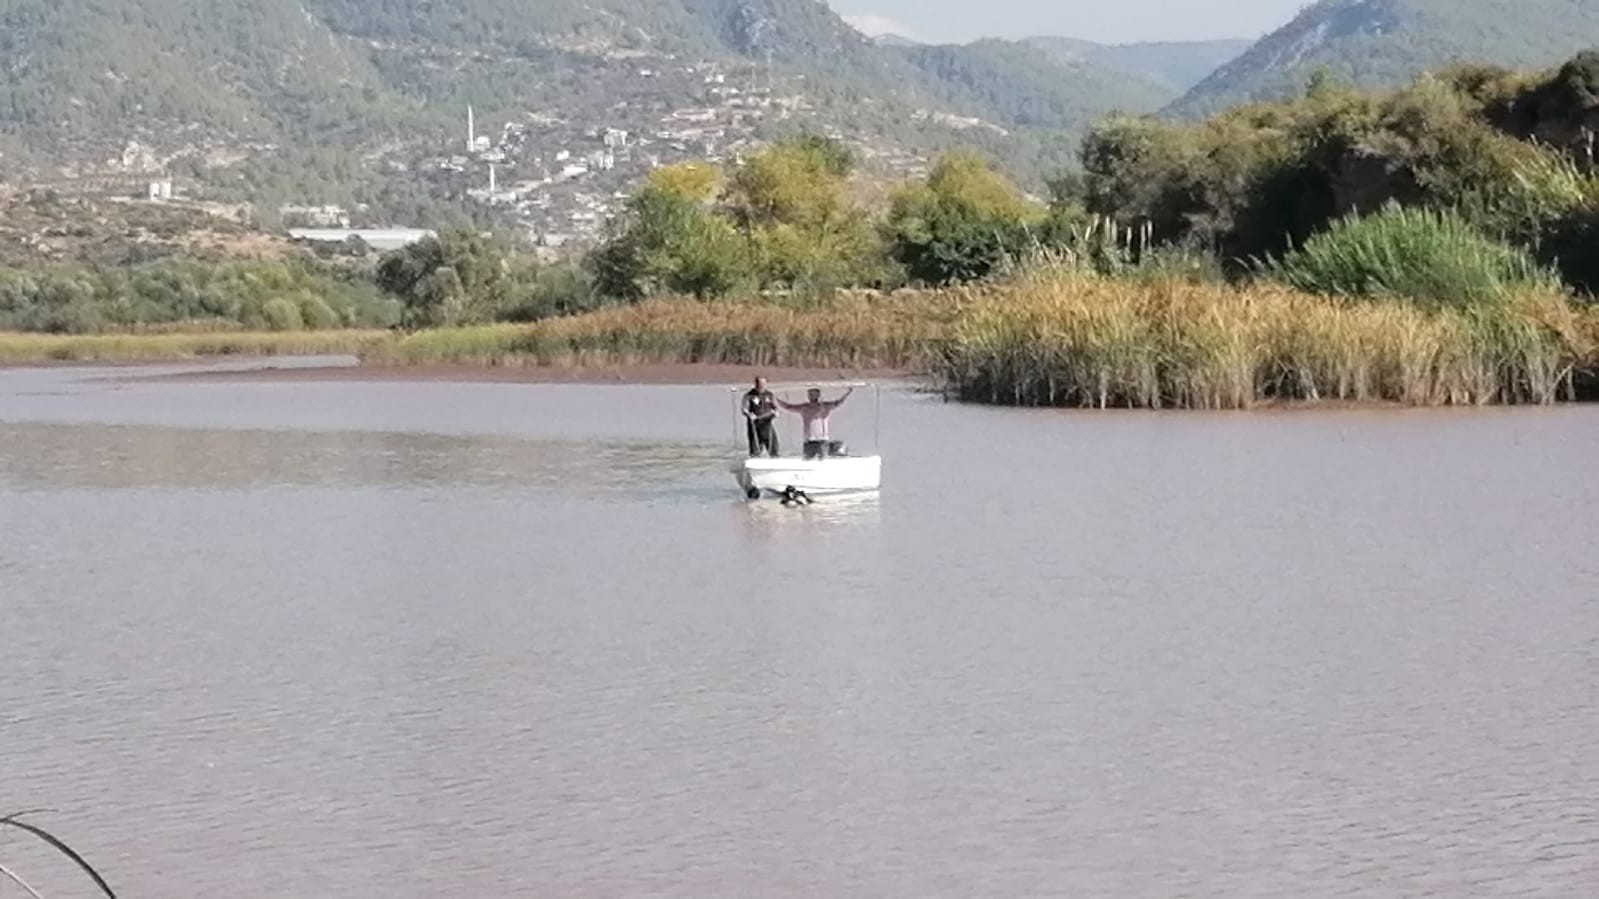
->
xmin=0 ymin=0 xmax=399 ymax=141
xmin=0 ymin=0 xmax=1177 ymax=187
xmin=1170 ymin=0 xmax=1599 ymax=117
xmin=1024 ymin=36 xmax=1251 ymax=94
xmin=870 ymin=33 xmax=922 ymax=48
xmin=890 ymin=40 xmax=1172 ymax=131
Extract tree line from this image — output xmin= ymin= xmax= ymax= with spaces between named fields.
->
xmin=4 ymin=49 xmax=1598 ymax=335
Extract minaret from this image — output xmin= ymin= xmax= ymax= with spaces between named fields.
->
xmin=488 ymin=163 xmax=497 ymax=193
xmin=467 ymin=105 xmax=476 ymax=153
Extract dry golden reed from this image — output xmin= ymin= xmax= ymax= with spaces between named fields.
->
xmin=0 ymin=329 xmax=389 ymax=363
xmin=4 ymin=284 xmax=1595 ymax=411
xmin=371 ymin=293 xmax=954 ymax=369
xmin=938 ymin=272 xmax=1596 ymax=408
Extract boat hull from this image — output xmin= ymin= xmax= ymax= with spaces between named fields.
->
xmin=731 ymin=455 xmax=882 ymax=497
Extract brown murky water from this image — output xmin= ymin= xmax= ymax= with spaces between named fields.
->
xmin=3 ymin=361 xmax=1598 ymax=897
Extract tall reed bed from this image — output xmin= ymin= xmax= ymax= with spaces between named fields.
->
xmin=0 ymin=329 xmax=390 ymax=363
xmin=371 ymin=294 xmax=954 ymax=369
xmin=938 ymin=273 xmax=1596 ymax=408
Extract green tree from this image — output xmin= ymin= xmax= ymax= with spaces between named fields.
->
xmin=724 ymin=136 xmax=881 ymax=291
xmin=375 ymin=229 xmax=514 ymax=328
xmin=886 ymin=153 xmax=1043 ymax=285
xmin=727 ymin=137 xmax=856 ymax=231
xmin=646 ymin=162 xmax=722 ymax=203
xmin=588 ymin=188 xmax=752 ymax=299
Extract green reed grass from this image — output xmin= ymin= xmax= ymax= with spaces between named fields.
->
xmin=1258 ymin=204 xmax=1563 ymax=308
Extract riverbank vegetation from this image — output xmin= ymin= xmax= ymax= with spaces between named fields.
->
xmin=941 ymin=273 xmax=1593 ymax=408
xmin=9 ymin=282 xmax=1597 ymax=410
xmin=4 ymin=51 xmax=1599 ymax=408
xmin=1 ymin=294 xmax=953 ymax=369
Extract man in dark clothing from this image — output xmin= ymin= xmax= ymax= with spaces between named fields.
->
xmin=742 ymin=376 xmax=780 ymax=457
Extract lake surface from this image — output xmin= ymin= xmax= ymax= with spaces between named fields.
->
xmin=3 ymin=361 xmax=1598 ymax=897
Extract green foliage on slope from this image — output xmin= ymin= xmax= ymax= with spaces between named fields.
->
xmin=0 ymin=0 xmax=1174 ymax=177
xmin=1172 ymin=0 xmax=1599 ymax=117
xmin=893 ymin=40 xmax=1171 ymax=131
xmin=1024 ymin=37 xmax=1251 ymax=94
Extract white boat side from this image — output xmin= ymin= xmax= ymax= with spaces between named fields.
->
xmin=731 ymin=455 xmax=882 ymax=496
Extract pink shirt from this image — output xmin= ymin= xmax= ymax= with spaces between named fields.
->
xmin=784 ymin=399 xmax=842 ymax=441
xmin=781 ymin=391 xmax=851 ymax=441
xmin=797 ymin=403 xmax=833 ymax=441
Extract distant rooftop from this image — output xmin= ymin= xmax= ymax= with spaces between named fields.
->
xmin=288 ymin=228 xmax=434 ymax=252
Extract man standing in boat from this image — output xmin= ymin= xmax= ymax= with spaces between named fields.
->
xmin=778 ymin=385 xmax=853 ymax=459
xmin=743 ymin=376 xmax=780 ymax=457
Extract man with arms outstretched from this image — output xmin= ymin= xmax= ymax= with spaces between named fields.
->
xmin=778 ymin=385 xmax=853 ymax=459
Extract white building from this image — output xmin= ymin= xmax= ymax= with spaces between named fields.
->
xmin=288 ymin=228 xmax=434 ymax=252
xmin=280 ymin=204 xmax=348 ymax=227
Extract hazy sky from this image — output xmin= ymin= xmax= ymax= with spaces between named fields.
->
xmin=827 ymin=0 xmax=1308 ymax=44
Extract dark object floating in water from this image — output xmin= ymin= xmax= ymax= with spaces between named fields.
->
xmin=779 ymin=485 xmax=813 ymax=507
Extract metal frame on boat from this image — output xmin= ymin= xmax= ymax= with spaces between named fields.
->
xmin=728 ymin=381 xmax=882 ymax=501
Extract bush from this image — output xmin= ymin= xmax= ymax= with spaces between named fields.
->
xmin=1258 ymin=204 xmax=1563 ymax=307
xmin=1542 ymin=204 xmax=1599 ymax=295
xmin=1078 ymin=51 xmax=1599 ymax=279
xmin=261 ymin=297 xmax=305 ymax=331
xmin=499 ymin=263 xmax=606 ymax=322
xmin=298 ymin=295 xmax=341 ymax=330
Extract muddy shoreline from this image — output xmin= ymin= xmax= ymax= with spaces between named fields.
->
xmin=111 ymin=361 xmax=916 ymax=386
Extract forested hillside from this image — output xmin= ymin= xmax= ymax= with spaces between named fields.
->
xmin=1172 ymin=0 xmax=1599 ymax=116
xmin=0 ymin=0 xmax=1169 ymax=173
xmin=1023 ymin=36 xmax=1250 ymax=94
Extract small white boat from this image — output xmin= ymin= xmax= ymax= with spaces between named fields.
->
xmin=728 ymin=380 xmax=883 ymax=501
xmin=732 ymin=454 xmax=883 ymax=498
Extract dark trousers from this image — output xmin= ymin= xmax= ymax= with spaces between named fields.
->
xmin=803 ymin=440 xmax=845 ymax=459
xmin=747 ymin=418 xmax=778 ymax=456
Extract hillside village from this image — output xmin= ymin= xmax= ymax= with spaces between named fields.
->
xmin=16 ymin=57 xmax=938 ymax=260
xmin=6 ymin=0 xmax=1599 ymax=264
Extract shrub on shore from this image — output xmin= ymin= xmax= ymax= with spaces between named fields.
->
xmin=0 ymin=258 xmax=398 ymax=334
